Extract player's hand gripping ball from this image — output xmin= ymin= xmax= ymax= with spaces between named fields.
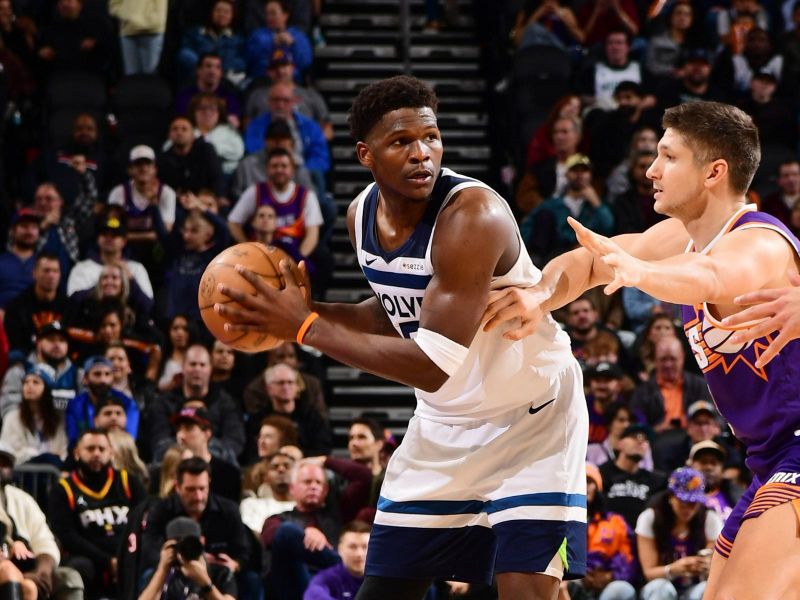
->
xmin=198 ymin=243 xmax=308 ymax=352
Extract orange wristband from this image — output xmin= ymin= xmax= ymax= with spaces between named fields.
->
xmin=296 ymin=312 xmax=319 ymax=344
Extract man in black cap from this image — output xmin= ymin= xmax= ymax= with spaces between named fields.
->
xmin=688 ymin=440 xmax=744 ymax=524
xmin=171 ymin=407 xmax=241 ymax=502
xmin=0 ymin=320 xmax=80 ymax=416
xmin=599 ymin=423 xmax=666 ymax=528
xmin=656 ymin=48 xmax=729 ymax=112
xmin=65 ymin=209 xmax=154 ymax=300
xmin=737 ymin=71 xmax=797 ymax=151
xmin=0 ymin=208 xmax=42 ymax=311
xmin=586 ymin=361 xmax=626 ymax=444
xmin=137 ymin=517 xmax=236 ymax=600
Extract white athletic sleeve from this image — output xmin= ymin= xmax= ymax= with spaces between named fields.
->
xmin=303 ymin=190 xmax=324 ymax=227
xmin=227 ymin=185 xmax=258 ymax=224
xmin=414 ymin=328 xmax=469 ymax=377
xmin=635 ymin=507 xmax=656 ymax=538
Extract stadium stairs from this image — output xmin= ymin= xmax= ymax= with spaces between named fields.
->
xmin=312 ymin=0 xmax=491 ymax=450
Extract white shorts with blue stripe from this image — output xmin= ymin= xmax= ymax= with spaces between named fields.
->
xmin=366 ymin=361 xmax=589 ymax=584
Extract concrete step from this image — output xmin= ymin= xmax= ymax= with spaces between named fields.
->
xmin=325 ymin=29 xmax=474 ymax=44
xmin=321 ymin=13 xmax=473 ymax=29
xmin=325 ymin=287 xmax=375 ymax=303
xmin=409 ymin=45 xmax=480 ymax=59
xmin=315 ymin=77 xmax=485 ymax=93
xmin=314 ymin=45 xmax=398 ymax=59
xmin=333 ymin=252 xmax=360 ymax=268
xmin=324 ymin=61 xmax=480 ymax=74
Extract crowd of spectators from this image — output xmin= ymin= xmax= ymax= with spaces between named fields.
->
xmin=0 ymin=0 xmax=794 ymax=599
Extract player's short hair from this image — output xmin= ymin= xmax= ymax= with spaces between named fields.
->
xmin=339 ymin=520 xmax=372 ymax=541
xmin=662 ymin=102 xmax=760 ymax=195
xmin=348 ymin=75 xmax=438 ymax=141
xmin=350 ymin=417 xmax=383 ymax=442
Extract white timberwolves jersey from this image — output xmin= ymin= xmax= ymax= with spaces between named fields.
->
xmin=354 ymin=168 xmax=576 ymax=424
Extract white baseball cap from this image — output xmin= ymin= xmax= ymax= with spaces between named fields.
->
xmin=129 ymin=145 xmax=156 ymax=163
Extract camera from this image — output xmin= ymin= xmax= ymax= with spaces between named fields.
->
xmin=175 ymin=535 xmax=204 ymax=562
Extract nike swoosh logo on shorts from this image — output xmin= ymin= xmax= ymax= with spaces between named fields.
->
xmin=365 ymin=257 xmax=377 ymax=266
xmin=529 ymin=398 xmax=556 ymax=414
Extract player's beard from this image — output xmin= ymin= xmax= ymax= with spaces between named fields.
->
xmin=624 ymin=453 xmax=644 ymax=463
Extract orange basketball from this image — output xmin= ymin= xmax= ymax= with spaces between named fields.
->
xmin=198 ymin=243 xmax=307 ymax=353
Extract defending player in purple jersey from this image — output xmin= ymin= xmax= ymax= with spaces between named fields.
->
xmin=483 ymin=101 xmax=800 ymax=599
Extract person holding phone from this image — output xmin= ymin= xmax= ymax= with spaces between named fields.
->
xmin=635 ymin=467 xmax=721 ymax=600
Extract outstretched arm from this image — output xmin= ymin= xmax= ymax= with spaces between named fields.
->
xmin=216 ymin=189 xmax=515 ymax=392
xmin=569 ymin=218 xmax=794 ymax=305
xmin=483 ymin=217 xmax=688 ymax=339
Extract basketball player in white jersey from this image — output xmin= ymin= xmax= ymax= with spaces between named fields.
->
xmin=215 ymin=75 xmax=588 ymax=599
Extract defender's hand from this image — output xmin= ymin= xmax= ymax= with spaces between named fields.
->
xmin=725 ymin=272 xmax=800 ymax=367
xmin=568 ymin=217 xmax=646 ymax=294
xmin=482 ymin=287 xmax=547 ymax=340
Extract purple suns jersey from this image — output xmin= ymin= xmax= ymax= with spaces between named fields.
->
xmin=681 ymin=205 xmax=800 ymax=477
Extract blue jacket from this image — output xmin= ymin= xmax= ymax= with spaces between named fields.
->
xmin=244 ymin=111 xmax=330 ymax=172
xmin=180 ymin=26 xmax=245 ymax=74
xmin=245 ymin=26 xmax=311 ymax=78
xmin=66 ymin=389 xmax=139 ymax=445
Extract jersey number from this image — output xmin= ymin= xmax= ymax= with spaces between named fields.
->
xmin=687 ymin=328 xmax=709 ymax=369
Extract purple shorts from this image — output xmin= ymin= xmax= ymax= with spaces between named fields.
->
xmin=716 ymin=452 xmax=800 ymax=558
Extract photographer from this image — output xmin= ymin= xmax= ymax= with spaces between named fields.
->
xmin=142 ymin=458 xmax=261 ymax=600
xmin=138 ymin=517 xmax=235 ymax=600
